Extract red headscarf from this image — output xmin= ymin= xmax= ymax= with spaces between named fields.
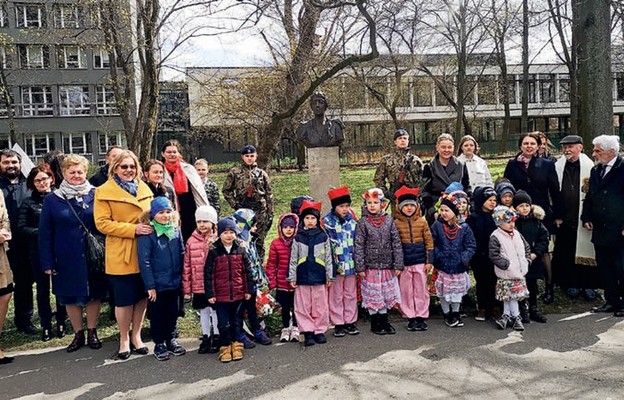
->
xmin=164 ymin=159 xmax=189 ymax=194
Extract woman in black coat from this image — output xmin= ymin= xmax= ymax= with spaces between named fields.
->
xmin=17 ymin=164 xmax=67 ymax=341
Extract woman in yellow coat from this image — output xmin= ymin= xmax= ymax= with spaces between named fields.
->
xmin=94 ymin=150 xmax=153 ymax=360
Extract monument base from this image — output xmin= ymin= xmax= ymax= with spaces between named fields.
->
xmin=307 ymin=146 xmax=340 ymax=216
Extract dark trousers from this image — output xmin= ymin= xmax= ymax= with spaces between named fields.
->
xmin=595 ymin=245 xmax=624 ymax=310
xmin=275 ymin=290 xmax=297 ymax=328
xmin=8 ymin=249 xmax=34 ymax=327
xmin=215 ymin=301 xmax=242 ymax=346
xmin=237 ymin=294 xmax=261 ymax=337
xmin=472 ymin=258 xmax=500 ymax=313
xmin=33 ymin=268 xmax=67 ymax=329
xmin=526 ymin=278 xmax=539 ymax=308
xmin=148 ymin=290 xmax=179 ymax=344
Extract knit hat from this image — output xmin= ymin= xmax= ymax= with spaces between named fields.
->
xmin=444 ymin=182 xmax=464 ymax=194
xmin=280 ymin=215 xmax=297 ymax=228
xmin=440 ymin=193 xmax=460 ymax=216
xmin=395 ymin=186 xmax=420 ymax=210
xmin=241 ymin=144 xmax=257 ymax=154
xmin=492 ymin=206 xmax=517 ymax=226
xmin=512 ymin=190 xmax=532 ymax=208
xmin=363 ymin=188 xmax=386 ymax=203
xmin=327 ymin=186 xmax=352 ymax=209
xmin=195 ymin=205 xmax=218 ymax=224
xmin=495 ymin=181 xmax=516 ymax=198
xmin=150 ymin=197 xmax=172 ymax=218
xmin=290 ymin=195 xmax=313 ymax=215
xmin=217 ymin=217 xmax=239 ymax=236
xmin=394 ymin=129 xmax=409 ymax=141
xmin=299 ymin=200 xmax=322 ymax=221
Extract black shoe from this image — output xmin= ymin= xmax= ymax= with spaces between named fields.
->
xmin=345 ymin=324 xmax=360 ymax=335
xmin=313 ymin=333 xmax=327 ymax=344
xmin=67 ymin=330 xmax=85 ymax=353
xmin=130 ymin=342 xmax=149 ymax=355
xmin=529 ymin=306 xmax=548 ymax=323
xmin=17 ymin=324 xmax=37 ymax=335
xmin=520 ymin=301 xmax=531 ymax=324
xmin=454 ymin=312 xmax=464 ymax=327
xmin=381 ymin=314 xmax=396 ymax=334
xmin=303 ymin=332 xmax=315 ymax=347
xmin=406 ymin=319 xmax=417 ymax=332
xmin=333 ymin=325 xmax=346 ymax=337
xmin=444 ymin=313 xmax=459 ymax=328
xmin=543 ymin=284 xmax=554 ymax=305
xmin=87 ymin=328 xmax=102 ymax=350
xmin=154 ymin=343 xmax=170 ymax=361
xmin=414 ymin=318 xmax=428 ymax=331
xmin=0 ymin=356 xmax=15 ymax=365
xmin=198 ymin=335 xmax=211 ymax=354
xmin=166 ymin=338 xmax=186 ymax=356
xmin=57 ymin=323 xmax=67 ymax=339
xmin=614 ymin=310 xmax=624 ymax=317
xmin=592 ymin=303 xmax=614 ymax=313
xmin=371 ymin=314 xmax=386 ymax=335
xmin=208 ymin=337 xmax=219 ymax=354
xmin=41 ymin=328 xmax=52 ymax=342
xmin=114 ymin=350 xmax=131 ymax=360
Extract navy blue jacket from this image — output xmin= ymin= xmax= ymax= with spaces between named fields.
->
xmin=467 ymin=186 xmax=497 ymax=267
xmin=138 ymin=228 xmax=184 ymax=292
xmin=431 ymin=218 xmax=477 ymax=274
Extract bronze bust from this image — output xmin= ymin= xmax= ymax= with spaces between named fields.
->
xmin=297 ymin=92 xmax=345 ymax=148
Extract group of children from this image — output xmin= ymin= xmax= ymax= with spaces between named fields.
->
xmin=137 ymin=177 xmax=549 ymax=363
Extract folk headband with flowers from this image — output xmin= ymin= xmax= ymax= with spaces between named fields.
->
xmin=492 ymin=205 xmax=518 ymax=226
xmin=362 ymin=188 xmax=386 ymax=203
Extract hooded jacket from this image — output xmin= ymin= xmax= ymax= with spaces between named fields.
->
xmin=394 ymin=208 xmax=433 ymax=266
xmin=354 ymin=207 xmax=404 ymax=272
xmin=266 ymin=213 xmax=299 ymax=290
xmin=489 ymin=228 xmax=531 ymax=280
xmin=288 ymin=225 xmax=333 ymax=286
xmin=204 ymin=238 xmax=254 ymax=302
xmin=466 ymin=186 xmax=498 ymax=264
xmin=234 ymin=208 xmax=266 ymax=288
xmin=430 ymin=217 xmax=476 ymax=274
xmin=323 ymin=208 xmax=358 ymax=275
xmin=515 ymin=205 xmax=549 ymax=279
xmin=182 ymin=227 xmax=218 ymax=295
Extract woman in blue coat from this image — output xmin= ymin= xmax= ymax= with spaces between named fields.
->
xmin=39 ymin=155 xmax=107 ymax=353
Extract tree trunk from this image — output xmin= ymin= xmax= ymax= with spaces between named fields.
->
xmin=568 ymin=0 xmax=579 ymax=136
xmin=577 ymin=0 xmax=612 ymax=142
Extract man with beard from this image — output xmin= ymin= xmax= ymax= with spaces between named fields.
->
xmin=552 ymin=135 xmax=599 ymax=302
xmin=0 ymin=149 xmax=35 ymax=334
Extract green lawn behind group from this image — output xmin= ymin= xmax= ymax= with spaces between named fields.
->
xmin=2 ymin=160 xmax=601 ymax=352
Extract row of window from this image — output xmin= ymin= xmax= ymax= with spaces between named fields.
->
xmin=1 ymin=45 xmax=110 ymax=69
xmin=0 ymin=85 xmax=117 ymax=117
xmin=0 ymin=132 xmax=124 ymax=158
xmin=0 ymin=3 xmax=99 ymax=29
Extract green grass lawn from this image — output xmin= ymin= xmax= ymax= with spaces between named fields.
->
xmin=2 ymin=159 xmax=601 ymax=352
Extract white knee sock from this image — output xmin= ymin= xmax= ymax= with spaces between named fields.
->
xmin=503 ymin=301 xmax=511 ymax=316
xmin=451 ymin=302 xmax=461 ymax=312
xmin=439 ymin=299 xmax=450 ymax=314
xmin=509 ymin=300 xmax=520 ymax=317
xmin=199 ymin=307 xmax=211 ymax=336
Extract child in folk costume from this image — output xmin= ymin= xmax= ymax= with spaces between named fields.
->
xmin=182 ymin=205 xmax=219 ymax=354
xmin=288 ymin=200 xmax=334 ymax=346
xmin=489 ymin=206 xmax=531 ymax=331
xmin=430 ymin=193 xmax=476 ymax=328
xmin=324 ymin=186 xmax=360 ymax=337
xmin=394 ymin=186 xmax=434 ymax=332
xmin=354 ymin=188 xmax=404 ymax=335
xmin=265 ymin=213 xmax=300 ymax=342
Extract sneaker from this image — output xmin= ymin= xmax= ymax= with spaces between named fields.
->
xmin=444 ymin=313 xmax=459 ymax=328
xmin=254 ymin=329 xmax=272 ymax=346
xmin=198 ymin=335 xmax=211 ymax=354
xmin=529 ymin=306 xmax=548 ymax=323
xmin=289 ymin=326 xmax=300 ymax=342
xmin=414 ymin=318 xmax=428 ymax=331
xmin=406 ymin=319 xmax=417 ymax=332
xmin=453 ymin=312 xmax=464 ymax=327
xmin=166 ymin=338 xmax=186 ymax=356
xmin=154 ymin=343 xmax=170 ymax=361
xmin=582 ymin=288 xmax=597 ymax=301
xmin=313 ymin=333 xmax=327 ymax=344
xmin=239 ymin=334 xmax=256 ymax=349
xmin=303 ymin=332 xmax=315 ymax=347
xmin=566 ymin=287 xmax=580 ymax=299
xmin=280 ymin=328 xmax=291 ymax=343
xmin=333 ymin=325 xmax=346 ymax=337
xmin=475 ymin=309 xmax=486 ymax=322
xmin=496 ymin=314 xmax=511 ymax=330
xmin=345 ymin=324 xmax=360 ymax=335
xmin=512 ymin=316 xmax=525 ymax=331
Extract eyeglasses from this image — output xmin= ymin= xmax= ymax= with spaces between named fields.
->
xmin=33 ymin=177 xmax=51 ymax=184
xmin=118 ymin=164 xmax=136 ymax=170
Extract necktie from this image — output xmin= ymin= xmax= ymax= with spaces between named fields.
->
xmin=600 ymin=165 xmax=607 ymax=180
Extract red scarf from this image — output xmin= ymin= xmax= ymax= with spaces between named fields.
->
xmin=164 ymin=160 xmax=189 ymax=194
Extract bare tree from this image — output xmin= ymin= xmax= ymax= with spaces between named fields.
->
xmin=0 ymin=37 xmax=17 ymax=144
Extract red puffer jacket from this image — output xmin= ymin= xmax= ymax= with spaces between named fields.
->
xmin=204 ymin=239 xmax=254 ymax=302
xmin=266 ymin=213 xmax=298 ymax=291
xmin=182 ymin=229 xmax=217 ymax=295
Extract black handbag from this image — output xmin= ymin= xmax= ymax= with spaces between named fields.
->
xmin=64 ymin=196 xmax=105 ymax=274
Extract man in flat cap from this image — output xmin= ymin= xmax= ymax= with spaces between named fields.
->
xmin=552 ymin=135 xmax=599 ymax=302
xmin=223 ymin=144 xmax=274 ymax=258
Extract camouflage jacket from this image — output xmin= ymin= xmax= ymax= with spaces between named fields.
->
xmin=373 ymin=148 xmax=424 ymax=199
xmin=203 ymin=178 xmax=221 ymax=216
xmin=223 ymin=162 xmax=274 ymax=212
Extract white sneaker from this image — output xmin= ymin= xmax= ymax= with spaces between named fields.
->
xmin=280 ymin=328 xmax=290 ymax=343
xmin=289 ymin=326 xmax=300 ymax=342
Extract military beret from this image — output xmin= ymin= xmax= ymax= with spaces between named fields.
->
xmin=241 ymin=144 xmax=257 ymax=154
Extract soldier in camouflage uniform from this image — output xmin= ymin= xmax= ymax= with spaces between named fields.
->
xmin=194 ymin=158 xmax=221 ymax=216
xmin=223 ymin=145 xmax=274 ymax=259
xmin=373 ymin=129 xmax=424 ymax=216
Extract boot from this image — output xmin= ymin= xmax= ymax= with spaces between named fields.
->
xmin=67 ymin=330 xmax=85 ymax=353
xmin=381 ymin=313 xmax=396 ymax=334
xmin=529 ymin=306 xmax=548 ymax=323
xmin=370 ymin=314 xmax=386 ymax=335
xmin=543 ymin=284 xmax=554 ymax=305
xmin=303 ymin=332 xmax=315 ymax=346
xmin=231 ymin=341 xmax=244 ymax=361
xmin=519 ymin=300 xmax=531 ymax=324
xmin=198 ymin=335 xmax=210 ymax=354
xmin=218 ymin=344 xmax=232 ymax=363
xmin=87 ymin=328 xmax=102 ymax=349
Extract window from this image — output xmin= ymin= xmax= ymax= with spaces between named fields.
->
xmin=0 ymin=3 xmax=8 ymax=27
xmin=98 ymin=132 xmax=122 ymax=154
xmin=559 ymin=74 xmax=570 ymax=102
xmin=15 ymin=3 xmax=46 ymax=28
xmin=54 ymin=5 xmax=80 ymax=28
xmin=0 ymin=95 xmax=8 ymax=118
xmin=21 ymin=86 xmax=53 ymax=116
xmin=63 ymin=133 xmax=90 ymax=154
xmin=519 ymin=74 xmax=537 ymax=103
xmin=477 ymin=75 xmax=497 ymax=105
xmin=539 ymin=74 xmax=556 ymax=103
xmin=0 ymin=46 xmax=11 ymax=69
xmin=93 ymin=48 xmax=110 ymax=68
xmin=59 ymin=86 xmax=90 ymax=115
xmin=24 ymin=133 xmax=55 ymax=156
xmin=413 ymin=77 xmax=432 ymax=107
xmin=57 ymin=46 xmax=86 ymax=69
xmin=96 ymin=85 xmax=117 ymax=115
xmin=18 ymin=45 xmax=50 ymax=69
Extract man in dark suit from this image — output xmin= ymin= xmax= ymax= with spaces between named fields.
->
xmin=581 ymin=135 xmax=624 ymax=317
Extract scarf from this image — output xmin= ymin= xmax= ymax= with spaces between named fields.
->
xmin=152 ymin=220 xmax=177 ymax=240
xmin=54 ymin=179 xmax=93 ymax=201
xmin=113 ymin=174 xmax=138 ymax=196
xmin=517 ymin=154 xmax=531 ymax=169
xmin=164 ymin=160 xmax=189 ymax=194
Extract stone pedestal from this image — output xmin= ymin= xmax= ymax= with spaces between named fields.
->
xmin=307 ymin=146 xmax=340 ymax=216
